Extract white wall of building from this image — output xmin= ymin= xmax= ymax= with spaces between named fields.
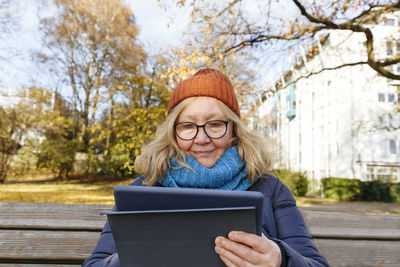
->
xmin=256 ymin=12 xmax=400 ymax=183
xmin=0 ymin=86 xmax=26 ymax=107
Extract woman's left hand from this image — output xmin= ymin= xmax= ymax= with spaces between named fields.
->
xmin=215 ymin=231 xmax=282 ymax=267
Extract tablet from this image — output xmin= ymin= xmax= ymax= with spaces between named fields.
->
xmin=105 ymin=185 xmax=264 ymax=267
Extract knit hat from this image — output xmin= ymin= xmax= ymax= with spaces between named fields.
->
xmin=167 ymin=68 xmax=240 ymax=117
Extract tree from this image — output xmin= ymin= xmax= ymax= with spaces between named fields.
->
xmin=27 ymin=87 xmax=78 ymax=179
xmin=35 ymin=0 xmax=146 ymax=175
xmin=0 ymin=103 xmax=31 ymax=182
xmin=167 ymin=0 xmax=400 ymax=82
xmin=93 ymin=55 xmax=171 ymax=177
xmin=0 ymin=87 xmax=77 ymax=180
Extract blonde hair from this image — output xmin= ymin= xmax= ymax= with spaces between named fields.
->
xmin=134 ymin=97 xmax=272 ymax=185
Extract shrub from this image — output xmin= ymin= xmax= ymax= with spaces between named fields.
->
xmin=360 ymin=180 xmax=392 ymax=202
xmin=389 ymin=183 xmax=400 ymax=202
xmin=322 ymin=178 xmax=400 ymax=202
xmin=321 ymin=177 xmax=361 ymax=201
xmin=269 ymin=169 xmax=309 ymax=196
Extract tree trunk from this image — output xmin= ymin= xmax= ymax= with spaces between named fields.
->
xmin=0 ymin=153 xmax=10 ymax=183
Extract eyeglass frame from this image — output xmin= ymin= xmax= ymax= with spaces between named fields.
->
xmin=174 ymin=120 xmax=230 ymax=141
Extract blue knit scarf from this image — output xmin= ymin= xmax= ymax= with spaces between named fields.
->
xmin=158 ymin=146 xmax=255 ymax=190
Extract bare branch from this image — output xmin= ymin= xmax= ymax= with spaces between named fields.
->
xmin=292 ymin=0 xmax=338 ymax=28
xmin=280 ymin=61 xmax=369 ymax=90
xmin=215 ymin=0 xmax=242 ymax=18
xmin=222 ymin=26 xmax=325 ymax=54
xmin=223 ymin=1 xmax=400 ymax=81
xmin=375 ymin=56 xmax=400 ymax=66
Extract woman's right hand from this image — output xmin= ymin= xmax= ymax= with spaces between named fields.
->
xmin=215 ymin=231 xmax=282 ymax=267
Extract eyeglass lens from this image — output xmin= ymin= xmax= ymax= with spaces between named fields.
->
xmin=175 ymin=120 xmax=228 ymax=140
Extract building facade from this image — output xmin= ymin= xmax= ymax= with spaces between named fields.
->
xmin=0 ymin=86 xmax=26 ymax=107
xmin=255 ymin=12 xmax=400 ymax=183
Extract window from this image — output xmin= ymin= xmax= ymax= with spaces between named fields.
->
xmin=377 ymin=167 xmax=398 ymax=183
xmin=366 ymin=165 xmax=399 ymax=183
xmin=378 ymin=93 xmax=385 ymax=102
xmin=384 ymin=18 xmax=395 ymax=26
xmin=397 ymin=64 xmax=400 ymax=73
xmin=386 ymin=41 xmax=393 ymax=56
xmin=388 ymin=93 xmax=395 ymax=102
xmin=389 ymin=139 xmax=397 ymax=154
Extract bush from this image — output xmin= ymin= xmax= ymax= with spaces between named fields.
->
xmin=360 ymin=180 xmax=392 ymax=202
xmin=322 ymin=177 xmax=400 ymax=202
xmin=389 ymin=183 xmax=400 ymax=202
xmin=269 ymin=169 xmax=309 ymax=196
xmin=321 ymin=178 xmax=361 ymax=201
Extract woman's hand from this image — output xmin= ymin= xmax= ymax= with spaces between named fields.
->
xmin=215 ymin=231 xmax=282 ymax=267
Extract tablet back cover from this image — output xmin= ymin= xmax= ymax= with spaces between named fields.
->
xmin=108 ymin=185 xmax=264 ymax=267
xmin=113 ymin=185 xmax=264 ymax=233
xmin=106 ymin=207 xmax=257 ymax=267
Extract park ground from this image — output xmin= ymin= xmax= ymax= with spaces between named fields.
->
xmin=1 ymin=173 xmax=399 ymax=214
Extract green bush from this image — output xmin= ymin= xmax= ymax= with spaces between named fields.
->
xmin=360 ymin=180 xmax=392 ymax=202
xmin=389 ymin=183 xmax=400 ymax=202
xmin=322 ymin=177 xmax=400 ymax=202
xmin=321 ymin=177 xmax=361 ymax=201
xmin=269 ymin=169 xmax=309 ymax=196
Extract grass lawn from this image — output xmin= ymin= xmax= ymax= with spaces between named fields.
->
xmin=0 ymin=175 xmax=133 ymax=205
xmin=0 ymin=174 xmax=336 ymax=206
xmin=1 ymin=182 xmax=337 ymax=205
xmin=1 ymin=174 xmax=399 ymax=214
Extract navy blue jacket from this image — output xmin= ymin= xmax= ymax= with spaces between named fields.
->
xmin=83 ymin=174 xmax=329 ymax=266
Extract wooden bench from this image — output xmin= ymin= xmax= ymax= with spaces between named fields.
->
xmin=0 ymin=201 xmax=399 ymax=266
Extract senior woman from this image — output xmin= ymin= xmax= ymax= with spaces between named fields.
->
xmin=83 ymin=68 xmax=329 ymax=267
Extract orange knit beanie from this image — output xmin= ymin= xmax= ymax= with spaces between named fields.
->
xmin=167 ymin=68 xmax=240 ymax=117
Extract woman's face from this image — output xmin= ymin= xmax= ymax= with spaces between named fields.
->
xmin=175 ymin=97 xmax=233 ymax=168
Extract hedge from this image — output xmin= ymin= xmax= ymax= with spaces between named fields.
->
xmin=269 ymin=169 xmax=309 ymax=197
xmin=322 ymin=177 xmax=400 ymax=202
xmin=321 ymin=177 xmax=361 ymax=201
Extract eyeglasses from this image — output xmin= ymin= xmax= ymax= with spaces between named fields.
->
xmin=174 ymin=120 xmax=230 ymax=140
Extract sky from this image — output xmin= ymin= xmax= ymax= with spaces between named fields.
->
xmin=0 ymin=0 xmax=188 ymax=88
xmin=0 ymin=0 xmax=298 ymax=91
xmin=127 ymin=0 xmax=189 ymax=50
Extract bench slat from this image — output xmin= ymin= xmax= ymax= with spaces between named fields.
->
xmin=1 ymin=202 xmax=400 ymax=266
xmin=301 ymin=210 xmax=400 ymax=230
xmin=1 ymin=229 xmax=400 ymax=267
xmin=2 ymin=202 xmax=399 ymax=240
xmin=0 ymin=202 xmax=110 ymax=230
xmin=0 ymin=265 xmax=80 ymax=266
xmin=0 ymin=229 xmax=99 ymax=262
xmin=315 ymin=238 xmax=400 ymax=266
xmin=309 ymin=227 xmax=400 ymax=240
xmin=301 ymin=210 xmax=400 ymax=239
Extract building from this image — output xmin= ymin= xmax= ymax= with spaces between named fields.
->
xmin=0 ymin=86 xmax=26 ymax=107
xmin=255 ymin=11 xmax=400 ymax=183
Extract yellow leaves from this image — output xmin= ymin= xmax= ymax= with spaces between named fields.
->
xmin=288 ymin=23 xmax=296 ymax=36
